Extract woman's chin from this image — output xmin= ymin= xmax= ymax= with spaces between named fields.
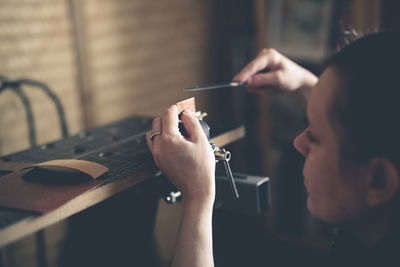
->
xmin=307 ymin=198 xmax=331 ymax=224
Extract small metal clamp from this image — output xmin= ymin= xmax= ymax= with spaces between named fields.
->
xmin=165 ymin=191 xmax=182 ymax=204
xmin=211 ymin=143 xmax=239 ymax=199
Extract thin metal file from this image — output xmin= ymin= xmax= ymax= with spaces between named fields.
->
xmin=184 ymin=82 xmax=245 ymax=92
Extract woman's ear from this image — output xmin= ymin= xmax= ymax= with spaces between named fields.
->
xmin=367 ymin=158 xmax=400 ymax=207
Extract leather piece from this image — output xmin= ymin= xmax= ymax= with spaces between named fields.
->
xmin=22 ymin=159 xmax=109 ymax=180
xmin=0 ymin=164 xmax=105 ymax=213
xmin=176 ymin=97 xmax=196 ymax=113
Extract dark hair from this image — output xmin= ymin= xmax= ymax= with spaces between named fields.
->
xmin=328 ymin=30 xmax=400 ymax=167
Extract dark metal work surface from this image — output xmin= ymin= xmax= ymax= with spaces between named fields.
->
xmin=0 ymin=116 xmax=152 ymax=165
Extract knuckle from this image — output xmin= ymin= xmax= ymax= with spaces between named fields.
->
xmin=162 ymin=108 xmax=169 ymax=117
xmin=259 ymin=48 xmax=269 ymax=55
xmin=268 ymin=48 xmax=277 ymax=55
xmin=271 ymin=53 xmax=281 ymax=64
xmin=261 ymin=48 xmax=280 ymax=63
xmin=260 ymin=48 xmax=275 ymax=55
xmin=164 ymin=105 xmax=176 ymax=116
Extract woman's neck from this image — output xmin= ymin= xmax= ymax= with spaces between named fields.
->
xmin=343 ymin=208 xmax=395 ymax=248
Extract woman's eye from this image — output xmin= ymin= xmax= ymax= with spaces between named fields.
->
xmin=306 ymin=130 xmax=317 ymax=143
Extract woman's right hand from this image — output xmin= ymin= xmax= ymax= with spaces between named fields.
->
xmin=232 ymin=48 xmax=318 ymax=95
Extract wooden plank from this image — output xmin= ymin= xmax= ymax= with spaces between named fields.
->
xmin=210 ymin=126 xmax=245 ymax=148
xmin=0 ymin=167 xmax=159 ymax=248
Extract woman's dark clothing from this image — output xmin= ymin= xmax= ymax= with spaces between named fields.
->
xmin=328 ymin=227 xmax=400 ymax=267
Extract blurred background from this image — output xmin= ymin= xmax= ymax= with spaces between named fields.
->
xmin=0 ymin=0 xmax=399 ymax=266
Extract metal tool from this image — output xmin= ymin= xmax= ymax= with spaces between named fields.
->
xmin=164 ymin=143 xmax=239 ymax=204
xmin=211 ymin=143 xmax=239 ymax=199
xmin=183 ymin=82 xmax=245 ymax=92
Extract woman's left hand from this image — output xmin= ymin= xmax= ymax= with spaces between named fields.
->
xmin=146 ymin=105 xmax=216 ymax=204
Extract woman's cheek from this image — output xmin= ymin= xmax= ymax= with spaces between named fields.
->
xmin=302 ymin=157 xmax=321 ymax=200
xmin=302 ymin=157 xmax=313 ymax=184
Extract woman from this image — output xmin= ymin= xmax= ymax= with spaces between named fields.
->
xmin=146 ymin=31 xmax=400 ymax=266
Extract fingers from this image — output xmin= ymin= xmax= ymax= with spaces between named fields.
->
xmin=147 ymin=105 xmax=203 ymax=152
xmin=162 ymin=105 xmax=204 ymax=142
xmin=161 ymin=105 xmax=179 ymax=135
xmin=247 ymin=85 xmax=280 ymax=94
xmin=153 ymin=117 xmax=162 ymax=132
xmin=146 ymin=117 xmax=162 ymax=153
xmin=180 ymin=110 xmax=204 ymax=141
xmin=146 ymin=131 xmax=154 ymax=153
xmin=246 ymin=71 xmax=282 ymax=91
xmin=233 ymin=48 xmax=280 ymax=83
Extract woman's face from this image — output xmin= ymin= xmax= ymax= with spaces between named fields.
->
xmin=293 ymin=67 xmax=370 ymax=225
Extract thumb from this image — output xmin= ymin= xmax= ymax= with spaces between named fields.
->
xmin=180 ymin=110 xmax=205 ymax=141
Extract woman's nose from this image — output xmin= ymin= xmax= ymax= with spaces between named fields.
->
xmin=293 ymin=131 xmax=309 ymax=157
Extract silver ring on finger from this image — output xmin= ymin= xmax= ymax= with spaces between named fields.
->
xmin=150 ymin=131 xmax=162 ymax=141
